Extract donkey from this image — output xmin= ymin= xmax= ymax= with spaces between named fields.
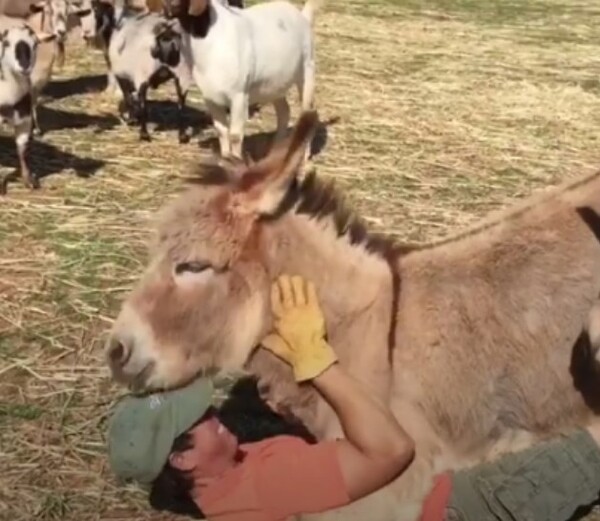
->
xmin=106 ymin=111 xmax=600 ymax=520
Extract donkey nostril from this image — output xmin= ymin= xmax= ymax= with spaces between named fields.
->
xmin=109 ymin=340 xmax=130 ymax=367
xmin=110 ymin=342 xmax=123 ymax=363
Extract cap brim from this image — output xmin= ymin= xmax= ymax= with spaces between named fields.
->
xmin=165 ymin=376 xmax=215 ymax=439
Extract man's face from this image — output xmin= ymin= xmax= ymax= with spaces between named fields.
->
xmin=170 ymin=414 xmax=240 ymax=479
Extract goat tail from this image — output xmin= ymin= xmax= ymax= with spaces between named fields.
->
xmin=302 ymin=0 xmax=323 ymax=26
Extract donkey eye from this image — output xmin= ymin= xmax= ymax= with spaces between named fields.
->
xmin=175 ymin=262 xmax=211 ymax=275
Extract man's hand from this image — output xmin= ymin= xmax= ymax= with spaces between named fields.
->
xmin=262 ymin=275 xmax=415 ymax=505
xmin=261 ymin=275 xmax=338 ymax=382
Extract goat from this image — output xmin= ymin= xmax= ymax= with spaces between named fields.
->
xmin=88 ymin=1 xmax=159 ymax=97
xmin=0 ymin=23 xmax=55 ymax=194
xmin=1 ymin=1 xmax=67 ymax=136
xmin=66 ymin=0 xmax=97 ymax=43
xmin=106 ymin=9 xmax=192 ymax=142
xmin=0 ymin=0 xmax=68 ymax=66
xmin=162 ymin=0 xmax=318 ymax=159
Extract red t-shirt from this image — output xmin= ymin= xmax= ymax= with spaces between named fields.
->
xmin=197 ymin=435 xmax=352 ymax=521
xmin=197 ymin=434 xmax=452 ymax=521
xmin=418 ymin=472 xmax=453 ymax=521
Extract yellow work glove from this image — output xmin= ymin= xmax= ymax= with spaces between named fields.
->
xmin=261 ymin=275 xmax=338 ymax=382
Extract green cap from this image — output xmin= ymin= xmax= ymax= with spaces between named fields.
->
xmin=107 ymin=377 xmax=214 ymax=484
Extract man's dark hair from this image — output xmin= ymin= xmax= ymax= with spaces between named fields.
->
xmin=148 ymin=376 xmax=316 ymax=518
xmin=148 ymin=412 xmax=210 ymax=518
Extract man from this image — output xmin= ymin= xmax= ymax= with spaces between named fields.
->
xmin=108 ymin=275 xmax=600 ymax=521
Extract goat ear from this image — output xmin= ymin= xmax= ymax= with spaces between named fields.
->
xmin=166 ymin=17 xmax=180 ymax=30
xmin=188 ymin=0 xmax=208 ymax=16
xmin=29 ymin=1 xmax=46 ymax=14
xmin=230 ymin=110 xmax=318 ymax=216
xmin=36 ymin=31 xmax=57 ymax=43
xmin=73 ymin=7 xmax=93 ymax=17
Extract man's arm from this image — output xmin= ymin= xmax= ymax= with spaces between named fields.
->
xmin=261 ymin=275 xmax=415 ymax=504
xmin=312 ymin=364 xmax=415 ymax=500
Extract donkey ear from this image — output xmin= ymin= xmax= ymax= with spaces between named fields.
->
xmin=230 ymin=110 xmax=318 ymax=216
xmin=188 ymin=0 xmax=208 ymax=16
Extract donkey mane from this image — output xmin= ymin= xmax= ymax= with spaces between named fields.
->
xmin=187 ymin=160 xmax=418 ymax=261
xmin=409 ymin=168 xmax=600 ymax=252
xmin=187 ymin=157 xmax=600 ymax=267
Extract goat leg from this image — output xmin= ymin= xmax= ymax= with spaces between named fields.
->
xmin=104 ymin=49 xmax=120 ymax=98
xmin=31 ymin=90 xmax=42 ymax=137
xmin=56 ymin=40 xmax=66 ymax=70
xmin=13 ymin=94 xmax=38 ymax=190
xmin=0 ymin=170 xmax=16 ymax=195
xmin=273 ymin=97 xmax=290 ymax=142
xmin=229 ymin=93 xmax=249 ymax=159
xmin=174 ymin=77 xmax=189 ymax=144
xmin=115 ymin=77 xmax=136 ymax=125
xmin=15 ymin=121 xmax=38 ymax=190
xmin=205 ymin=101 xmax=231 ymax=157
xmin=138 ymin=82 xmax=150 ymax=142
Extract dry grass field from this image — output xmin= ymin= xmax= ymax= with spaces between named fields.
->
xmin=2 ymin=0 xmax=600 ymax=519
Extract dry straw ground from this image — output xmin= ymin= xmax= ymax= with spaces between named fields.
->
xmin=2 ymin=0 xmax=600 ymax=519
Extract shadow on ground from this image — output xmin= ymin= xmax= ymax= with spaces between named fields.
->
xmin=143 ymin=99 xmax=214 ymax=139
xmin=198 ymin=115 xmax=340 ymax=161
xmin=0 ymin=135 xmax=106 ymax=193
xmin=44 ymin=74 xmax=107 ymax=100
xmin=36 ymin=105 xmax=120 ymax=135
xmin=44 ymin=74 xmax=213 ymax=139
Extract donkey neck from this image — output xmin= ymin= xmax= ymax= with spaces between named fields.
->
xmin=260 ymin=212 xmax=397 ymax=412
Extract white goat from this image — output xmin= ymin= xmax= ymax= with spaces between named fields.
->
xmin=163 ymin=0 xmax=319 ymax=159
xmin=0 ymin=23 xmax=55 ymax=193
xmin=108 ymin=10 xmax=193 ymax=142
xmin=66 ymin=0 xmax=97 ymax=44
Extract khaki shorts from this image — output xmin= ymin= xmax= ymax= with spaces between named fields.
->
xmin=445 ymin=429 xmax=600 ymax=521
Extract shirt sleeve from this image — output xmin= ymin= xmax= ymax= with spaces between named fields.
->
xmin=255 ymin=436 xmax=352 ymax=518
xmin=418 ymin=472 xmax=452 ymax=521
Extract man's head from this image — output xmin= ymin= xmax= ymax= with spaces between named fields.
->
xmin=107 ymin=376 xmax=239 ymax=487
xmin=108 ymin=375 xmax=316 ymax=518
xmin=167 ymin=407 xmax=240 ymax=482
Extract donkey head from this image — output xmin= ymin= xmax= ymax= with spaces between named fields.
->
xmin=106 ymin=112 xmax=319 ymax=392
